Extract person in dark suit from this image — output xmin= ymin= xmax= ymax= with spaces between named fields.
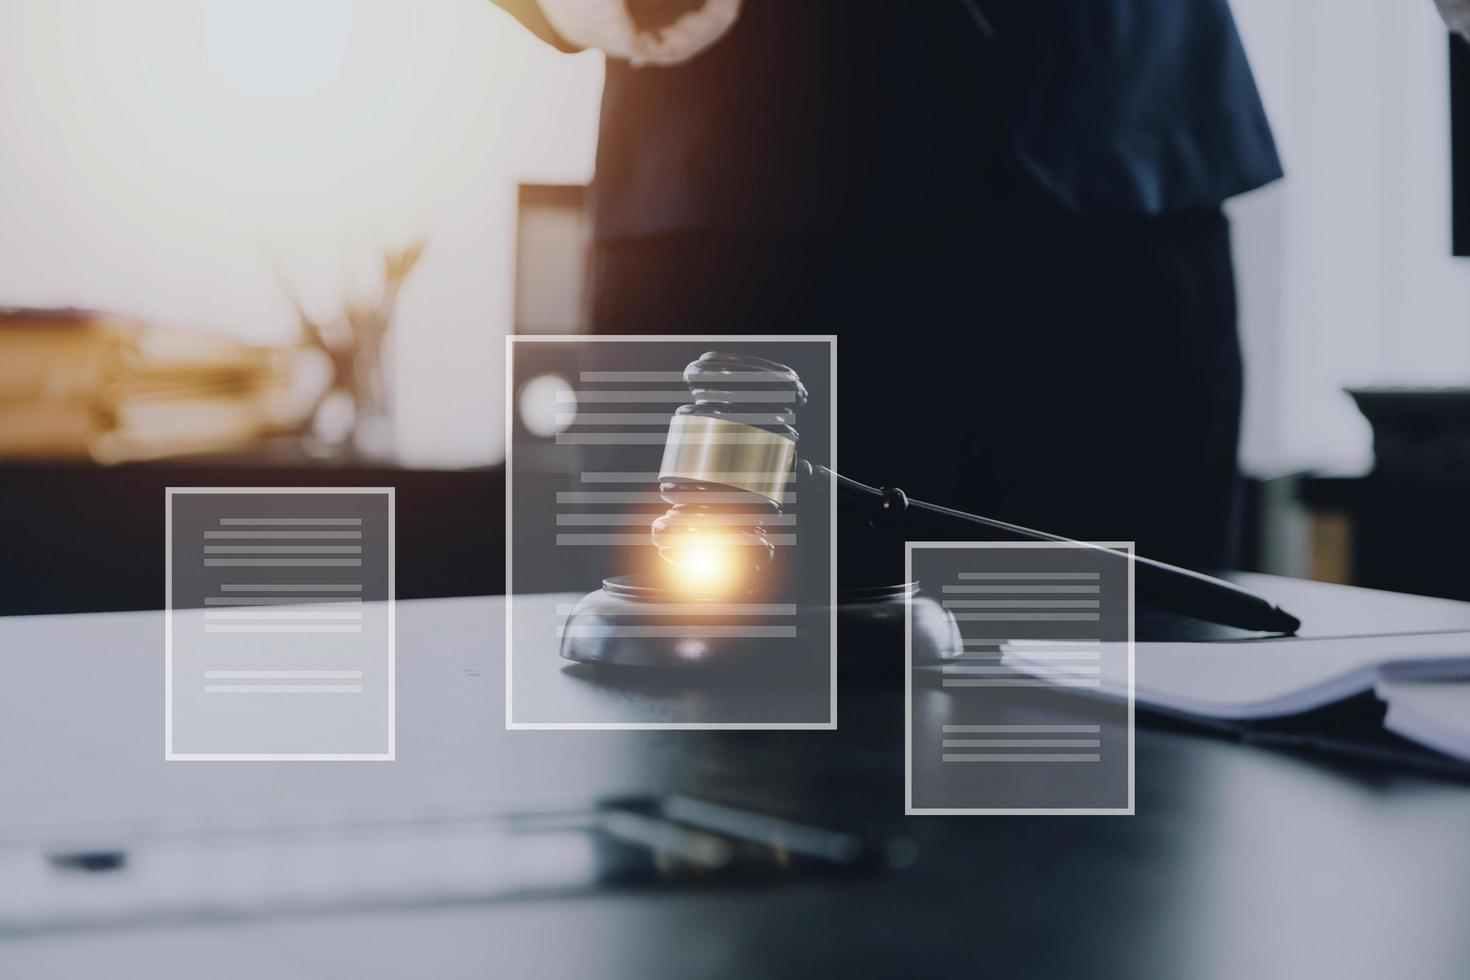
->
xmin=493 ymin=0 xmax=1281 ymax=571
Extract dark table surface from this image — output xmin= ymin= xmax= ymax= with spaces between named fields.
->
xmin=4 ymin=574 xmax=1470 ymax=978
xmin=0 ymin=460 xmax=505 ymax=615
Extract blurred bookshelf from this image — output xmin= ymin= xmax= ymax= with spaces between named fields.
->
xmin=0 ymin=305 xmax=508 ymax=616
xmin=0 ymin=185 xmax=589 ymax=614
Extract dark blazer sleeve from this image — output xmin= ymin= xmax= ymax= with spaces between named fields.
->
xmin=486 ymin=0 xmax=583 ymax=52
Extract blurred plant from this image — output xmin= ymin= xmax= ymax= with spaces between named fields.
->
xmin=277 ymin=240 xmax=425 ymax=456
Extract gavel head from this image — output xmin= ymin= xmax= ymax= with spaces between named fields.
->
xmin=651 ymin=352 xmax=808 ymax=594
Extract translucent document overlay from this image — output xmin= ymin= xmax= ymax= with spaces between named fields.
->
xmin=506 ymin=336 xmax=836 ymax=729
xmin=906 ymin=542 xmax=1134 ymax=815
xmin=166 ymin=488 xmax=394 ymax=760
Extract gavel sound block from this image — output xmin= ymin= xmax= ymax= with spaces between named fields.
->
xmin=558 ymin=352 xmax=960 ymax=676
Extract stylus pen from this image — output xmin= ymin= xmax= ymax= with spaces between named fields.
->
xmin=960 ymin=0 xmax=997 ymax=40
xmin=832 ymin=471 xmax=1302 ymax=634
xmin=16 ymin=796 xmax=909 ymax=935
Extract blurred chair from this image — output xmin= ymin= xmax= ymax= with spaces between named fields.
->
xmin=515 ymin=183 xmax=591 ymax=334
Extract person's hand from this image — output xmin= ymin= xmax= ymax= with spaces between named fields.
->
xmin=539 ymin=0 xmax=741 ymax=66
xmin=1433 ymin=0 xmax=1470 ymax=38
xmin=624 ymin=0 xmax=707 ymax=35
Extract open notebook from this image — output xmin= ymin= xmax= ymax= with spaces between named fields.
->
xmin=1376 ymin=679 xmax=1470 ymax=762
xmin=1001 ymin=632 xmax=1470 ymax=763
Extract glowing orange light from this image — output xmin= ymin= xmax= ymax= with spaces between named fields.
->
xmin=669 ymin=542 xmax=739 ymax=596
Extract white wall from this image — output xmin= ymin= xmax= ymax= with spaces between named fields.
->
xmin=1230 ymin=0 xmax=1470 ymax=475
xmin=0 ymin=0 xmax=603 ymax=466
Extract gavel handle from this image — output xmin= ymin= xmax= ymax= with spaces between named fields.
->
xmin=807 ymin=464 xmax=1300 ymax=635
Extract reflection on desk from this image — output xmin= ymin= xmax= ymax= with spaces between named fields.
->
xmin=2 ymin=576 xmax=1470 ymax=977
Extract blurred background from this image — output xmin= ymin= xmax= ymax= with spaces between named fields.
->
xmin=0 ymin=0 xmax=601 ymax=467
xmin=2 ymin=0 xmax=1470 ymax=611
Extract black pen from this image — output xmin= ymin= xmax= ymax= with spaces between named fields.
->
xmin=833 ymin=470 xmax=1302 ymax=634
xmin=902 ymin=492 xmax=1302 ymax=634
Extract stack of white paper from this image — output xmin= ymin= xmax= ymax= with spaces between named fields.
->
xmin=1002 ymin=633 xmax=1470 ymax=762
xmin=1376 ymin=680 xmax=1470 ymax=762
